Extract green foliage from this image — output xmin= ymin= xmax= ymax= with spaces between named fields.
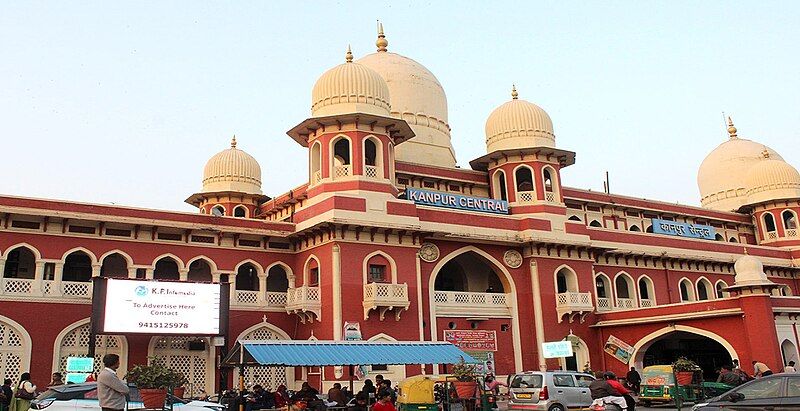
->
xmin=672 ymin=357 xmax=699 ymax=372
xmin=452 ymin=357 xmax=477 ymax=382
xmin=126 ymin=360 xmax=187 ymax=389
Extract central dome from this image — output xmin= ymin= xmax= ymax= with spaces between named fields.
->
xmin=311 ymin=47 xmax=391 ymax=117
xmin=485 ymin=86 xmax=555 ymax=152
xmin=697 ymin=118 xmax=783 ymax=211
xmin=202 ymin=136 xmax=262 ymax=195
xmin=357 ymin=25 xmax=456 ymax=167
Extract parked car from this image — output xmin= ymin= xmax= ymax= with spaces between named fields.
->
xmin=29 ymin=382 xmax=226 ymax=411
xmin=692 ymin=373 xmax=800 ymax=410
xmin=507 ymin=371 xmax=596 ymax=411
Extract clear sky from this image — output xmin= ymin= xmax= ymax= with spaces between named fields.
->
xmin=1 ymin=1 xmax=798 ymax=212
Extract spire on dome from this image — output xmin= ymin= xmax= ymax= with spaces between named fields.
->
xmin=727 ymin=116 xmax=738 ymax=140
xmin=376 ymin=21 xmax=388 ymax=52
xmin=511 ymin=84 xmax=518 ymax=100
xmin=762 ymin=147 xmax=770 ymax=158
xmin=231 ymin=135 xmax=237 ymax=148
xmin=346 ymin=45 xmax=353 ymax=63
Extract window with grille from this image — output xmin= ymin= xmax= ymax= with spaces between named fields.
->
xmin=368 ymin=265 xmax=386 ymax=283
xmin=309 ymin=268 xmax=319 ymax=286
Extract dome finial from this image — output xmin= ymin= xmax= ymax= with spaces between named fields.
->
xmin=762 ymin=147 xmax=770 ymax=159
xmin=345 ymin=45 xmax=353 ymax=63
xmin=727 ymin=116 xmax=738 ymax=140
xmin=231 ymin=135 xmax=237 ymax=148
xmin=511 ymin=84 xmax=518 ymax=100
xmin=376 ymin=21 xmax=388 ymax=52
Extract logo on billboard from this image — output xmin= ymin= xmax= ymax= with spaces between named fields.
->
xmin=134 ymin=286 xmax=148 ymax=297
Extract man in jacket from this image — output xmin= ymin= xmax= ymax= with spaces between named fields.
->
xmin=589 ymin=372 xmax=626 ymax=410
xmin=97 ymin=354 xmax=129 ymax=411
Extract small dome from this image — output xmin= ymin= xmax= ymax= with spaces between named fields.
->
xmin=697 ymin=118 xmax=784 ymax=211
xmin=485 ymin=86 xmax=555 ymax=152
xmin=744 ymin=152 xmax=800 ymax=205
xmin=311 ymin=47 xmax=391 ymax=117
xmin=202 ymin=136 xmax=262 ymax=195
xmin=733 ymin=255 xmax=774 ymax=287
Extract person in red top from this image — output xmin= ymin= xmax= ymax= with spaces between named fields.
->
xmin=604 ymin=372 xmax=634 ymax=411
xmin=372 ymin=390 xmax=396 ymax=411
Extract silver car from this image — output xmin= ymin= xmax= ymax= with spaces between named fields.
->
xmin=507 ymin=371 xmax=595 ymax=411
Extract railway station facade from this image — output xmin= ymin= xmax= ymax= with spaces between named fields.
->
xmin=2 ymin=29 xmax=800 ymax=395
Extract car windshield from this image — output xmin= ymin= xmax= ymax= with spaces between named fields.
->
xmin=510 ymin=375 xmax=542 ymax=388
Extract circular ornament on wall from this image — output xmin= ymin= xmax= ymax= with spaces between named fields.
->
xmin=418 ymin=243 xmax=440 ymax=263
xmin=504 ymin=249 xmax=523 ymax=268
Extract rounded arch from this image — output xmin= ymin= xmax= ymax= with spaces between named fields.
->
xmin=100 ymin=252 xmax=131 ymax=278
xmin=613 ymin=271 xmax=637 ymax=308
xmin=630 ymin=325 xmax=739 ymax=371
xmin=52 ymin=318 xmax=128 ymax=376
xmin=151 ymin=253 xmax=186 ymax=271
xmin=678 ymin=277 xmax=696 ymax=302
xmin=211 ymin=204 xmax=226 ymax=216
xmin=558 ymin=334 xmax=591 ymax=372
xmin=629 ymin=224 xmax=641 ymax=232
xmin=492 ymin=169 xmax=508 ymax=201
xmin=366 ymin=333 xmax=407 ymax=379
xmin=568 ymin=215 xmax=582 ymax=222
xmin=99 ymin=250 xmax=134 ymax=267
xmin=148 ymin=336 xmax=212 ymax=396
xmin=594 ymin=272 xmax=612 ymax=300
xmin=3 ymin=245 xmax=39 ymax=279
xmin=61 ymin=247 xmax=98 ymax=265
xmin=554 ymin=264 xmax=579 ymax=294
xmin=303 ymin=255 xmax=321 ymax=285
xmin=362 ymin=250 xmax=398 ymax=284
xmin=235 ymin=323 xmax=293 ymax=390
xmin=233 ymin=259 xmax=264 ymax=277
xmin=236 ymin=322 xmax=292 ymax=341
xmin=696 ymin=276 xmax=714 ymax=301
xmin=512 ymin=164 xmax=535 ymax=193
xmin=330 ymin=134 xmax=353 ymax=167
xmin=310 ymin=141 xmax=323 ymax=183
xmin=589 ymin=220 xmax=602 ymax=228
xmin=186 ymin=255 xmax=219 ymax=273
xmin=367 ymin=333 xmax=397 ymax=342
xmin=782 ymin=209 xmax=798 ymax=230
xmin=541 ymin=165 xmax=560 ymax=198
xmin=637 ymin=275 xmax=656 ymax=305
xmin=763 ymin=211 xmax=777 ymax=233
xmin=781 ymin=339 xmax=798 ymax=365
xmin=3 ymin=243 xmax=42 ymax=260
xmin=233 ymin=205 xmax=249 ymax=218
xmin=714 ymin=280 xmax=730 ymax=299
xmin=265 ymin=262 xmax=295 ymax=288
xmin=715 ymin=233 xmax=725 ymax=241
xmin=0 ymin=314 xmax=32 ymax=382
xmin=362 ymin=135 xmax=384 ymax=178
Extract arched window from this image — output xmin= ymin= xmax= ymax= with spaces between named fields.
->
xmin=542 ymin=167 xmax=559 ymax=202
xmin=493 ymin=171 xmax=508 ymax=201
xmin=715 ymin=281 xmax=729 ymax=299
xmin=590 ymin=220 xmax=602 ymax=228
xmin=363 ymin=138 xmax=382 ymax=179
xmin=715 ymin=233 xmax=724 ymax=241
xmin=679 ymin=279 xmax=695 ymax=302
xmin=211 ymin=205 xmax=225 ymax=217
xmin=515 ymin=167 xmax=534 ymax=192
xmin=638 ymin=277 xmax=655 ymax=306
xmin=267 ymin=265 xmax=290 ymax=292
xmin=3 ymin=246 xmax=37 ymax=279
xmin=629 ymin=225 xmax=641 ymax=232
xmin=236 ymin=263 xmax=259 ymax=291
xmin=729 ymin=237 xmax=738 ymax=243
xmin=595 ymin=275 xmax=611 ymax=298
xmin=434 ymin=251 xmax=505 ymax=293
xmin=783 ymin=210 xmax=798 ymax=231
xmin=233 ymin=206 xmax=247 ymax=218
xmin=568 ymin=215 xmax=582 ymax=222
xmin=305 ymin=258 xmax=320 ymax=287
xmin=614 ymin=274 xmax=636 ymax=308
xmin=100 ymin=253 xmax=129 ymax=278
xmin=153 ymin=257 xmax=180 ymax=280
xmin=764 ymin=212 xmax=777 ymax=233
xmin=365 ymin=254 xmax=392 ymax=284
xmin=332 ymin=137 xmax=351 ymax=178
xmin=555 ymin=267 xmax=578 ymax=294
xmin=543 ymin=169 xmax=554 ymax=192
xmin=187 ymin=259 xmax=213 ymax=282
xmin=63 ymin=251 xmax=93 ymax=282
xmin=645 ymin=225 xmax=654 ymax=233
xmin=697 ymin=278 xmax=713 ymax=300
xmin=310 ymin=141 xmax=322 ymax=184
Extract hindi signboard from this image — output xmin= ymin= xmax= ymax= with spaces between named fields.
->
xmin=444 ymin=330 xmax=498 ymax=351
xmin=651 ymin=218 xmax=716 ymax=240
xmin=406 ymin=188 xmax=509 ymax=215
xmin=66 ymin=357 xmax=94 ymax=373
xmin=604 ymin=335 xmax=634 ymax=364
xmin=542 ymin=341 xmax=574 ymax=359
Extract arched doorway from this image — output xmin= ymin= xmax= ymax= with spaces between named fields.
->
xmin=0 ymin=316 xmax=31 ymax=382
xmin=781 ymin=339 xmax=798 ymax=365
xmin=559 ymin=334 xmax=590 ymax=372
xmin=434 ymin=252 xmax=504 ymax=293
xmin=54 ymin=320 xmax=126 ymax=375
xmin=633 ymin=328 xmax=734 ymax=380
xmin=149 ymin=337 xmax=213 ymax=397
xmin=236 ymin=324 xmax=292 ymax=390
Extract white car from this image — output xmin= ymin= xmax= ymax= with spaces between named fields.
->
xmin=29 ymin=382 xmax=226 ymax=411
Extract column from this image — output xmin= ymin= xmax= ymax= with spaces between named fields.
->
xmin=257 ymin=274 xmax=268 ymax=305
xmin=0 ymin=258 xmax=5 ymax=295
xmin=179 ymin=269 xmax=189 ymax=282
xmin=52 ymin=262 xmax=64 ymax=296
xmin=332 ymin=244 xmax=342 ymax=340
xmin=211 ymin=272 xmax=221 ymax=283
xmin=145 ymin=268 xmax=154 ymax=280
xmin=33 ymin=261 xmax=46 ymax=296
xmin=91 ymin=263 xmax=102 ymax=277
xmin=529 ymin=260 xmax=547 ymax=371
xmin=127 ymin=267 xmax=138 ymax=279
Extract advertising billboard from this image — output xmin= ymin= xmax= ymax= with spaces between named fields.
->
xmin=92 ymin=278 xmax=228 ymax=336
xmin=443 ymin=330 xmax=498 ymax=351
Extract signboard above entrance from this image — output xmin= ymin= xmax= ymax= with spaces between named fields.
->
xmin=444 ymin=330 xmax=498 ymax=351
xmin=651 ymin=218 xmax=716 ymax=240
xmin=405 ymin=188 xmax=509 ymax=215
xmin=542 ymin=341 xmax=574 ymax=358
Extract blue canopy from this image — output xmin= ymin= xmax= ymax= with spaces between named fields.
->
xmin=223 ymin=340 xmax=477 ymax=366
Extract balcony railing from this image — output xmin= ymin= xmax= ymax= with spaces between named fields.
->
xmin=433 ymin=290 xmax=512 ymax=317
xmin=363 ymin=282 xmax=410 ymax=321
xmin=333 ymin=165 xmax=351 ymax=179
xmin=232 ymin=290 xmax=288 ymax=309
xmin=286 ymin=286 xmax=321 ymax=322
xmin=615 ymin=298 xmax=636 ymax=310
xmin=767 ymin=231 xmax=778 ymax=240
xmin=2 ymin=278 xmax=35 ymax=295
xmin=235 ymin=290 xmax=260 ymax=306
xmin=517 ymin=191 xmax=535 ymax=203
xmin=312 ymin=170 xmax=322 ymax=185
xmin=364 ymin=165 xmax=379 ymax=179
xmin=545 ymin=191 xmax=557 ymax=202
xmin=556 ymin=291 xmax=594 ymax=323
xmin=787 ymin=229 xmax=798 ymax=238
xmin=596 ymin=297 xmax=612 ymax=311
xmin=640 ymin=298 xmax=655 ymax=308
xmin=62 ymin=281 xmax=91 ymax=298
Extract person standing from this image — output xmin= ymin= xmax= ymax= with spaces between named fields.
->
xmin=372 ymin=390 xmax=396 ymax=411
xmin=785 ymin=361 xmax=796 ymax=373
xmin=625 ymin=367 xmax=641 ymax=394
xmin=752 ymin=360 xmax=773 ymax=377
xmin=97 ymin=354 xmax=129 ymax=411
xmin=0 ymin=379 xmax=13 ymax=411
xmin=10 ymin=372 xmax=36 ymax=411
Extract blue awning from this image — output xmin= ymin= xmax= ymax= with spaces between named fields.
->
xmin=223 ymin=340 xmax=478 ymax=367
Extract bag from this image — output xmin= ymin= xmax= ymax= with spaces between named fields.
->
xmin=14 ymin=387 xmax=35 ymax=401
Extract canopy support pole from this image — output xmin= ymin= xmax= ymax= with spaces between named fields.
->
xmin=239 ymin=346 xmax=245 ymax=411
xmin=348 ymin=365 xmax=354 ymax=393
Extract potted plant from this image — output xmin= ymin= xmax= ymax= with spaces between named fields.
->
xmin=126 ymin=362 xmax=178 ymax=408
xmin=672 ymin=357 xmax=699 ymax=386
xmin=167 ymin=369 xmax=188 ymax=398
xmin=451 ymin=357 xmax=478 ymax=399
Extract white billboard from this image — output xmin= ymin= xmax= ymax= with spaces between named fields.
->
xmin=102 ymin=278 xmax=222 ymax=335
xmin=542 ymin=341 xmax=574 ymax=358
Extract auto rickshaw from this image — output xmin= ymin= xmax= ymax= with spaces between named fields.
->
xmin=639 ymin=365 xmax=735 ymax=409
xmin=397 ymin=375 xmax=438 ymax=411
xmin=399 ymin=375 xmax=495 ymax=411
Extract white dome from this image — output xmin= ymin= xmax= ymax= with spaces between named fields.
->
xmin=744 ymin=153 xmax=800 ymax=206
xmin=697 ymin=119 xmax=783 ymax=211
xmin=485 ymin=86 xmax=555 ymax=152
xmin=357 ymin=27 xmax=456 ymax=167
xmin=202 ymin=137 xmax=262 ymax=195
xmin=733 ymin=255 xmax=774 ymax=287
xmin=311 ymin=48 xmax=391 ymax=117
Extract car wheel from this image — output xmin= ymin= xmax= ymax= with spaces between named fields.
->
xmin=642 ymin=400 xmax=652 ymax=407
xmin=548 ymin=404 xmax=566 ymax=411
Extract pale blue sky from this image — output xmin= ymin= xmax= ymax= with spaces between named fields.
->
xmin=1 ymin=1 xmax=798 ymax=212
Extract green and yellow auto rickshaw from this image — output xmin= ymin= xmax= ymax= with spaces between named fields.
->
xmin=639 ymin=365 xmax=734 ymax=408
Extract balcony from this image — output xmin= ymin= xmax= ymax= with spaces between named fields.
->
xmin=596 ymin=297 xmax=612 ymax=312
xmin=517 ymin=191 xmax=535 ymax=203
xmin=363 ymin=282 xmax=410 ymax=321
xmin=364 ymin=165 xmax=379 ymax=179
xmin=286 ymin=286 xmax=321 ymax=322
xmin=232 ymin=290 xmax=288 ymax=310
xmin=433 ymin=291 xmax=512 ymax=317
xmin=556 ymin=291 xmax=594 ymax=323
xmin=787 ymin=229 xmax=798 ymax=238
xmin=615 ymin=298 xmax=636 ymax=310
xmin=333 ymin=165 xmax=351 ymax=179
xmin=545 ymin=191 xmax=557 ymax=202
xmin=640 ymin=298 xmax=655 ymax=308
xmin=0 ymin=278 xmax=92 ymax=300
